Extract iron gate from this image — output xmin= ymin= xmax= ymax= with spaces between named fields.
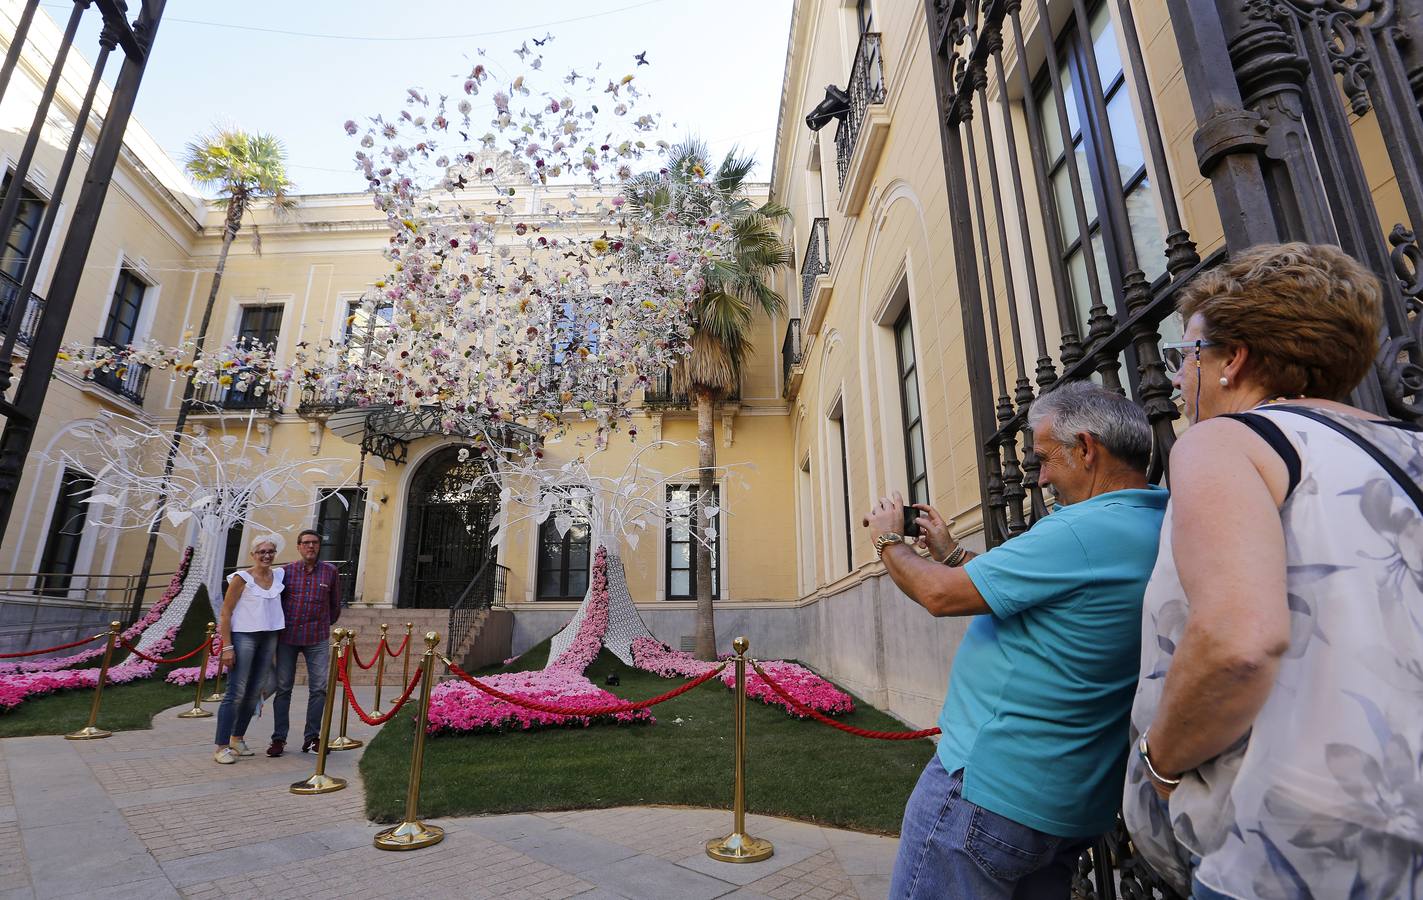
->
xmin=397 ymin=447 xmax=500 ymax=609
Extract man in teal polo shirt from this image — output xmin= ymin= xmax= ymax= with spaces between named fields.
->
xmin=865 ymin=381 xmax=1167 ymax=899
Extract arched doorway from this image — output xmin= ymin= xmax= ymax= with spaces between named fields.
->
xmin=397 ymin=446 xmax=499 ymax=608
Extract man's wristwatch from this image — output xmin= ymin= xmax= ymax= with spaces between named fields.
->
xmin=873 ymin=532 xmax=904 ymax=560
xmin=1139 ymin=732 xmax=1182 ymax=788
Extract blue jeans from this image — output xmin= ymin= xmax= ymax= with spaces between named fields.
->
xmin=214 ymin=630 xmax=278 ymax=746
xmin=271 ymin=641 xmax=329 ymax=744
xmin=890 ymin=757 xmax=1092 ymax=900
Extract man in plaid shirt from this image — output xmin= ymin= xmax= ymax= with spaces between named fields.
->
xmin=268 ymin=529 xmax=343 ymax=756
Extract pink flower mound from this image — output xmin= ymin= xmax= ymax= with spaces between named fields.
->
xmin=630 ymin=637 xmax=854 ymax=718
xmin=0 ymin=547 xmax=195 ymax=676
xmin=164 ymin=650 xmax=222 ymax=687
xmin=426 ymin=669 xmax=652 ymax=734
xmin=546 ymin=545 xmax=610 ymax=674
xmin=427 ymin=545 xmax=653 ymax=735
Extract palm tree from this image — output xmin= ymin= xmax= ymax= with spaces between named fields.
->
xmin=626 ymin=139 xmax=792 ymax=659
xmin=130 ymin=130 xmax=295 ymax=617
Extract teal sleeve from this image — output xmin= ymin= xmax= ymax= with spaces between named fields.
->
xmin=962 ymin=515 xmax=1093 ymax=618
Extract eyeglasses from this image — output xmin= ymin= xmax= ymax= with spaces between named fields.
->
xmin=1161 ymin=339 xmax=1219 ymax=376
xmin=298 ymin=540 xmax=321 ymax=546
xmin=255 ymin=549 xmax=277 ymax=556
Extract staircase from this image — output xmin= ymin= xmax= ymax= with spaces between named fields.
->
xmin=293 ymin=608 xmax=450 ymax=685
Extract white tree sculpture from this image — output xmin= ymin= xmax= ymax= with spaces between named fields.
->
xmin=45 ymin=412 xmax=352 ymax=649
xmin=460 ymin=438 xmax=743 ymax=665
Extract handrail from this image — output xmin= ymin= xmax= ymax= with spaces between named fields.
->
xmin=799 ymin=217 xmax=829 ymax=318
xmin=445 ymin=558 xmax=509 ymax=659
xmin=833 ymin=31 xmax=886 ymax=188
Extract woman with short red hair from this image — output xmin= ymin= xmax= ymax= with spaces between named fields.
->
xmin=1124 ymin=243 xmax=1423 ymax=899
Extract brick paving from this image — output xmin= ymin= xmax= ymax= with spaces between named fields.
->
xmin=0 ymin=688 xmax=895 ymax=899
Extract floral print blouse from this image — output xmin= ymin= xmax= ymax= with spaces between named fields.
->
xmin=1125 ymin=407 xmax=1423 ymax=899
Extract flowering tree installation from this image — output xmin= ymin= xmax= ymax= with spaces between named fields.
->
xmin=426 ymin=441 xmax=853 ymax=735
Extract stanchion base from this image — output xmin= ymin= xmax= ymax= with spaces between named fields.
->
xmin=327 ymin=736 xmax=363 ymax=751
xmin=706 ymin=832 xmax=774 ymax=863
xmin=374 ymin=820 xmax=444 ymax=850
xmin=176 ymin=707 xmax=213 ymax=719
xmin=64 ymin=725 xmax=112 ymax=741
xmin=290 ymin=773 xmax=347 ymax=794
xmin=203 ymin=693 xmax=223 ymax=703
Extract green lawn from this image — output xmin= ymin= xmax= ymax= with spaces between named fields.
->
xmin=359 ymin=640 xmax=933 ymax=834
xmin=0 ymin=590 xmax=216 ymax=738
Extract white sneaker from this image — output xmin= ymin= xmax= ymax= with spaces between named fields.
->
xmin=213 ymin=747 xmax=239 ymax=765
xmin=230 ymin=739 xmax=254 ymax=757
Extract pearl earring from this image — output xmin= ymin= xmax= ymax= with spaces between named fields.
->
xmin=1219 ymin=376 xmax=1229 ymax=387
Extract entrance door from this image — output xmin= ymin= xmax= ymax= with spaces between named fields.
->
xmin=398 ymin=447 xmax=499 ymax=608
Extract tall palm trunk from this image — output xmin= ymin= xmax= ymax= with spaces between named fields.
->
xmin=693 ymin=389 xmax=717 ymax=660
xmin=128 ymin=199 xmax=246 ymax=620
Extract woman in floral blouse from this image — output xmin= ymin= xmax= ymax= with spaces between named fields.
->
xmin=1125 ymin=243 xmax=1423 ymax=898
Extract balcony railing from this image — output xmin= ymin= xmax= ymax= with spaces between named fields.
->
xmin=834 ymin=32 xmax=885 ymax=188
xmin=192 ymin=372 xmax=285 ymax=414
xmin=296 ymin=383 xmax=353 ymax=418
xmin=0 ymin=271 xmax=44 ymax=349
xmin=642 ymin=369 xmax=739 ymax=407
xmin=800 ymin=217 xmax=829 ymax=318
xmin=88 ymin=337 xmax=149 ymax=405
xmin=781 ymin=318 xmax=804 ymax=399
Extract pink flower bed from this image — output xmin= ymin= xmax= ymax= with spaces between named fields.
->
xmin=631 ymin=637 xmax=854 ymax=718
xmin=0 ymin=547 xmax=194 ymax=676
xmin=0 ymin=549 xmax=196 ymax=712
xmin=428 ymin=545 xmax=653 ymax=734
xmin=165 ymin=649 xmax=222 ymax=687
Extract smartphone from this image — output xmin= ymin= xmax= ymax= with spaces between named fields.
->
xmin=902 ymin=506 xmax=921 ymax=539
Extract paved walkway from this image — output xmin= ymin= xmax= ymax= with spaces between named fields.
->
xmin=0 ymin=688 xmax=897 ymax=899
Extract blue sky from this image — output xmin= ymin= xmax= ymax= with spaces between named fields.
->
xmin=59 ymin=1 xmax=793 ymax=195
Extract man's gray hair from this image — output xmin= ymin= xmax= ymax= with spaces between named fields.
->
xmin=1027 ymin=381 xmax=1152 ymax=472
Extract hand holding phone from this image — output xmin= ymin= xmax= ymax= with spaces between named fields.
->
xmin=902 ymin=506 xmax=921 ymax=539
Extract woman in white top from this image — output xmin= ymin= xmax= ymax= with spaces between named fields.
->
xmin=213 ymin=534 xmax=286 ymax=764
xmin=1124 ymin=243 xmax=1423 ymax=898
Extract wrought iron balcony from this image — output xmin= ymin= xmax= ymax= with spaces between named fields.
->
xmin=192 ymin=370 xmax=286 ymax=415
xmin=833 ymin=32 xmax=889 ymax=214
xmin=0 ymin=272 xmax=44 ymax=349
xmin=641 ymin=369 xmax=739 ymax=408
xmin=88 ymin=337 xmax=149 ymax=405
xmin=782 ymin=318 xmax=804 ymax=400
xmin=800 ymin=217 xmax=833 ymax=332
xmin=296 ymin=383 xmax=353 ymax=418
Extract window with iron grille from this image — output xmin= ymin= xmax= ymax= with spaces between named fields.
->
xmin=536 ymin=491 xmax=592 ymax=600
xmin=894 ymin=309 xmax=928 ymax=507
xmin=0 ymin=173 xmax=44 ymax=283
xmin=1034 ymin=1 xmax=1168 ymax=336
xmin=37 ymin=469 xmax=92 ymax=596
xmin=102 ymin=268 xmax=147 ymax=347
xmin=665 ymin=485 xmax=719 ymax=599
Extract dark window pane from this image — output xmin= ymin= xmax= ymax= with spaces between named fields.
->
xmin=0 ymin=175 xmax=44 ymax=282
xmin=38 ymin=470 xmax=92 ymax=595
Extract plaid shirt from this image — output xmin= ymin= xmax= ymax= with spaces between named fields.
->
xmin=280 ymin=560 xmax=342 ymax=646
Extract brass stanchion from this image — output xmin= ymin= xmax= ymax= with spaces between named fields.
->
xmin=65 ymin=621 xmax=121 ymax=740
xmin=204 ymin=637 xmax=224 ymax=703
xmin=176 ymin=623 xmax=216 ymax=719
xmin=374 ymin=631 xmax=444 ymax=850
xmin=328 ymin=629 xmax=363 ymax=751
xmin=706 ymin=637 xmax=774 ymax=863
xmin=400 ymin=622 xmax=413 ymax=692
xmin=291 ymin=627 xmax=348 ymax=794
xmin=373 ymin=623 xmax=389 ymax=714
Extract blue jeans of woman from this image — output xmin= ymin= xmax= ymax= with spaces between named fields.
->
xmin=889 ymin=756 xmax=1092 ymax=900
xmin=214 ymin=630 xmax=278 ymax=746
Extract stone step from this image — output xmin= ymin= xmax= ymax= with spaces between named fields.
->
xmin=294 ymin=609 xmax=450 ymax=684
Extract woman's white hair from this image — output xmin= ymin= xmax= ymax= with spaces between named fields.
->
xmin=249 ymin=532 xmax=285 ymax=557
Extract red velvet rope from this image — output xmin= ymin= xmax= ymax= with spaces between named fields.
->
xmin=346 ymin=640 xmax=381 ymax=671
xmin=0 ymin=631 xmax=106 ymax=659
xmin=445 ymin=660 xmax=727 ymax=717
xmin=337 ymin=654 xmax=423 ymax=726
xmin=384 ymin=632 xmax=410 ymax=657
xmin=120 ymin=636 xmax=211 ymax=665
xmin=750 ymin=660 xmax=941 ymax=740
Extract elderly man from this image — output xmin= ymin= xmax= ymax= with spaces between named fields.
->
xmin=867 ymin=381 xmax=1167 ymax=900
xmin=267 ymin=528 xmax=343 ymax=757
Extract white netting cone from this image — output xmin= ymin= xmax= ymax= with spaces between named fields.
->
xmin=545 ymin=541 xmax=657 ymax=668
xmin=132 ymin=519 xmax=217 ymax=653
